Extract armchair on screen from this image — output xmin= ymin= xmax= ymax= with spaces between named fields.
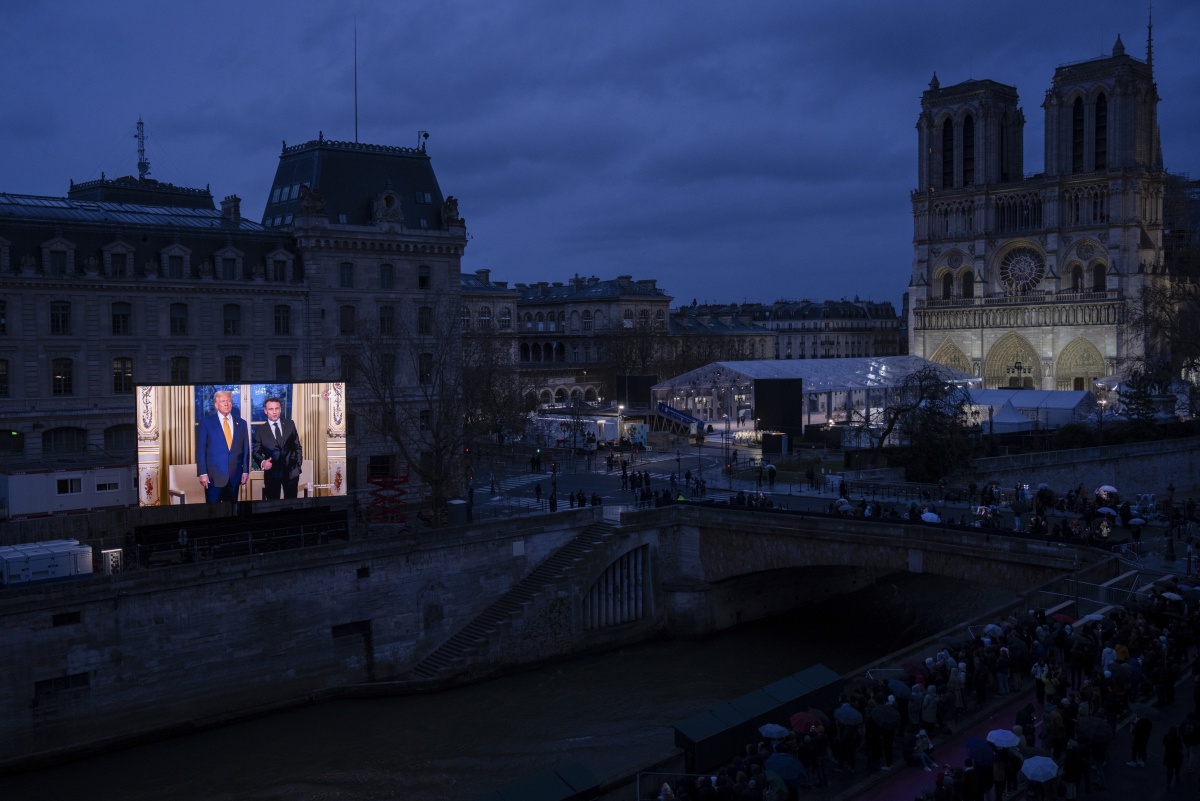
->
xmin=167 ymin=464 xmax=205 ymax=505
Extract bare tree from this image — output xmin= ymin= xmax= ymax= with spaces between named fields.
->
xmin=348 ymin=298 xmax=468 ymax=525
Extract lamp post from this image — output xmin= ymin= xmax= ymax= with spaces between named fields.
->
xmin=1097 ymin=399 xmax=1106 ymax=445
xmin=1006 ymin=359 xmax=1034 ymax=389
xmin=725 ymin=415 xmax=732 ymax=489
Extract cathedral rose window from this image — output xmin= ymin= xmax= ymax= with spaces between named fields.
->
xmin=999 ymin=247 xmax=1045 ymax=293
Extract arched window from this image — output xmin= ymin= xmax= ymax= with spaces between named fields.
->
xmin=519 ymin=343 xmax=531 ymax=362
xmin=532 ymin=343 xmax=542 ymax=362
xmin=1071 ymin=97 xmax=1085 ymax=173
xmin=639 ymin=309 xmax=650 ymax=326
xmin=941 ymin=118 xmax=954 ymax=188
xmin=941 ymin=272 xmax=954 ymax=299
xmin=43 ymin=427 xmax=87 ymax=455
xmin=539 ymin=390 xmax=553 ymax=405
xmin=461 ymin=305 xmax=471 ymax=330
xmin=581 ymin=310 xmax=593 ymax=331
xmin=478 ymin=306 xmax=492 ymax=329
xmin=497 ymin=307 xmax=511 ymax=330
xmin=961 ymin=270 xmax=974 ymax=299
xmin=1072 ymin=265 xmax=1084 ymax=292
xmin=962 ymin=114 xmax=975 ymax=185
xmin=655 ymin=309 xmax=666 ymax=329
xmin=104 ymin=424 xmax=136 ymax=454
xmin=1091 ymin=263 xmax=1106 ymax=292
xmin=554 ymin=389 xmax=567 ymax=404
xmin=1094 ymin=93 xmax=1108 ymax=171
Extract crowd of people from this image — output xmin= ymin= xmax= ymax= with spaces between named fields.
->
xmin=653 ymin=577 xmax=1200 ymax=801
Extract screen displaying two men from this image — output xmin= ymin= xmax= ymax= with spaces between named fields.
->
xmin=134 ymin=382 xmax=348 ymax=507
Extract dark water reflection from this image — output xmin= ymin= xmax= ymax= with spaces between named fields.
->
xmin=2 ymin=572 xmax=1016 ymax=801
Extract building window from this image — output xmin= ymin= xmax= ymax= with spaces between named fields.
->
xmin=49 ymin=250 xmax=68 ymax=276
xmin=0 ymin=359 xmax=8 ymax=397
xmin=50 ymin=301 xmax=71 ymax=335
xmin=274 ymin=305 xmax=291 ymax=335
xmin=962 ymin=114 xmax=975 ymax=185
xmin=418 ymin=306 xmax=433 ymax=335
xmin=339 ymin=305 xmax=356 ymax=335
xmin=418 ymin=265 xmax=430 ymax=289
xmin=111 ymin=302 xmax=131 ymax=335
xmin=111 ymin=252 xmax=128 ymax=277
xmin=379 ymin=305 xmax=395 ymax=335
xmin=379 ymin=352 xmax=396 ymax=385
xmin=461 ymin=305 xmax=471 ymax=330
xmin=224 ymin=356 xmax=242 ymax=382
xmin=57 ymin=478 xmax=83 ymax=495
xmin=270 ymin=260 xmax=287 ymax=282
xmin=419 ymin=409 xmax=431 ymax=431
xmin=655 ymin=309 xmax=666 ymax=329
xmin=104 ymin=424 xmax=136 ymax=453
xmin=223 ymin=304 xmax=241 ymax=336
xmin=498 ymin=307 xmax=511 ymax=330
xmin=639 ymin=309 xmax=649 ymax=326
xmin=275 ymin=355 xmax=293 ymax=381
xmin=379 ymin=264 xmax=394 ymax=290
xmin=341 ymin=354 xmax=357 ymax=383
xmin=0 ymin=427 xmax=22 ymax=455
xmin=170 ymin=303 xmax=188 ymax=335
xmin=479 ymin=307 xmax=492 ymax=329
xmin=941 ymin=273 xmax=954 ymax=299
xmin=168 ymin=255 xmax=184 ymax=279
xmin=418 ymin=352 xmax=433 ymax=384
xmin=44 ymin=427 xmax=87 ymax=455
xmin=339 ymin=262 xmax=354 ymax=288
xmin=414 ymin=191 xmax=433 ymax=204
xmin=112 ymin=358 xmax=134 ymax=394
xmin=1092 ymin=263 xmax=1106 ymax=292
xmin=52 ymin=358 xmax=73 ymax=395
xmin=170 ymin=356 xmax=189 ymax=383
xmin=0 ymin=299 xmax=6 ymax=333
xmin=221 ymin=257 xmax=237 ymax=281
xmin=582 ymin=310 xmax=592 ymax=331
xmin=1094 ymin=93 xmax=1108 ymax=171
xmin=1071 ymin=96 xmax=1085 ymax=173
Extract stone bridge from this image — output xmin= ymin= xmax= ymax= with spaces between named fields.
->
xmin=0 ymin=503 xmax=1103 ymax=769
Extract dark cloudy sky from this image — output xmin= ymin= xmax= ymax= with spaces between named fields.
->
xmin=2 ymin=1 xmax=1197 ymax=308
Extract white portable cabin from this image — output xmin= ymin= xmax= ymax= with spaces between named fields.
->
xmin=0 ymin=539 xmax=94 ymax=586
xmin=0 ymin=464 xmax=134 ymax=519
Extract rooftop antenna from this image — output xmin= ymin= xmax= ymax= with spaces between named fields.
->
xmin=354 ymin=17 xmax=359 ymax=143
xmin=134 ymin=116 xmax=150 ymax=180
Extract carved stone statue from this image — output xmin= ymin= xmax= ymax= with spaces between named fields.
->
xmin=297 ymin=184 xmax=326 ymax=216
xmin=372 ymin=191 xmax=404 ymax=225
xmin=443 ymin=195 xmax=461 ymax=224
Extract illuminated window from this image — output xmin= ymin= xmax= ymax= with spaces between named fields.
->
xmin=112 ymin=357 xmax=134 ymax=394
xmin=52 ymin=358 xmax=73 ymax=395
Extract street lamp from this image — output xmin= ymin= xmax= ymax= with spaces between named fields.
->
xmin=724 ymin=415 xmax=732 ymax=489
xmin=1097 ymin=398 xmax=1106 ymax=445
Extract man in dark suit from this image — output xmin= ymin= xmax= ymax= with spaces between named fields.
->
xmin=196 ymin=390 xmax=251 ymax=504
xmin=253 ymin=396 xmax=303 ymax=499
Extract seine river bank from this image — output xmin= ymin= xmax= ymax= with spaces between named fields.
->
xmin=1 ymin=572 xmax=1016 ymax=801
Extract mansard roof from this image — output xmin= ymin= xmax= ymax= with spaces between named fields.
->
xmin=262 ymin=134 xmax=449 ymax=228
xmin=516 ymin=275 xmax=671 ymax=304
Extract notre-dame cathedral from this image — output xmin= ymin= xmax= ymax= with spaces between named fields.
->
xmin=908 ymin=29 xmax=1168 ymax=390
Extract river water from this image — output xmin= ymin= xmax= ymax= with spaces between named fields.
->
xmin=2 ymin=572 xmax=1016 ymax=801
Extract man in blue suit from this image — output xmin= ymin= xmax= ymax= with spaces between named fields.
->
xmin=196 ymin=390 xmax=250 ymax=504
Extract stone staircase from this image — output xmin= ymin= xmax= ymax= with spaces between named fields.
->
xmin=406 ymin=521 xmax=615 ymax=681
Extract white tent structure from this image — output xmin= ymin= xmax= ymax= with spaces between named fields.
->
xmin=987 ymin=400 xmax=1036 ymax=433
xmin=966 ymin=389 xmax=1096 ymax=430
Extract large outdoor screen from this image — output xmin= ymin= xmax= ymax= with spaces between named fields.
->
xmin=133 ymin=382 xmax=348 ymax=507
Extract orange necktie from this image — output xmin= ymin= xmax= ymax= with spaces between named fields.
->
xmin=223 ymin=416 xmax=232 ymax=448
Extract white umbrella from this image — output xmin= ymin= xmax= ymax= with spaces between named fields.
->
xmin=1021 ymin=755 xmax=1059 ymax=782
xmin=983 ymin=623 xmax=1004 ymax=637
xmin=921 ymin=511 xmax=941 ymax=523
xmin=1129 ymin=518 xmax=1146 ymax=526
xmin=987 ymin=729 xmax=1021 ymax=748
xmin=759 ymin=722 xmax=790 ymax=739
xmin=1096 ymin=507 xmax=1117 ymax=516
xmin=1098 ymin=484 xmax=1118 ymax=493
xmin=1079 ymin=613 xmax=1105 ymax=623
xmin=1162 ymin=592 xmax=1183 ymax=601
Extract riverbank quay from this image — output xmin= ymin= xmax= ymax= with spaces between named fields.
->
xmin=587 ymin=549 xmax=1171 ymax=801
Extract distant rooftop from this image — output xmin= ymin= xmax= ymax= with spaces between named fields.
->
xmin=0 ymin=192 xmax=264 ymax=232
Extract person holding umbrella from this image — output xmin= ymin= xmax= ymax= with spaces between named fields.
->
xmin=1128 ymin=712 xmax=1153 ymax=768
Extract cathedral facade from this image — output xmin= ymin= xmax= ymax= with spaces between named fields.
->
xmin=908 ymin=33 xmax=1168 ymax=390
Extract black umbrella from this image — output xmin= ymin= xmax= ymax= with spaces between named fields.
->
xmin=1075 ymin=716 xmax=1114 ymax=743
xmin=870 ymin=704 xmax=901 ymax=729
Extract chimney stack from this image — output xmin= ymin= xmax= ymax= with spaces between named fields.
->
xmin=221 ymin=194 xmax=241 ymax=225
